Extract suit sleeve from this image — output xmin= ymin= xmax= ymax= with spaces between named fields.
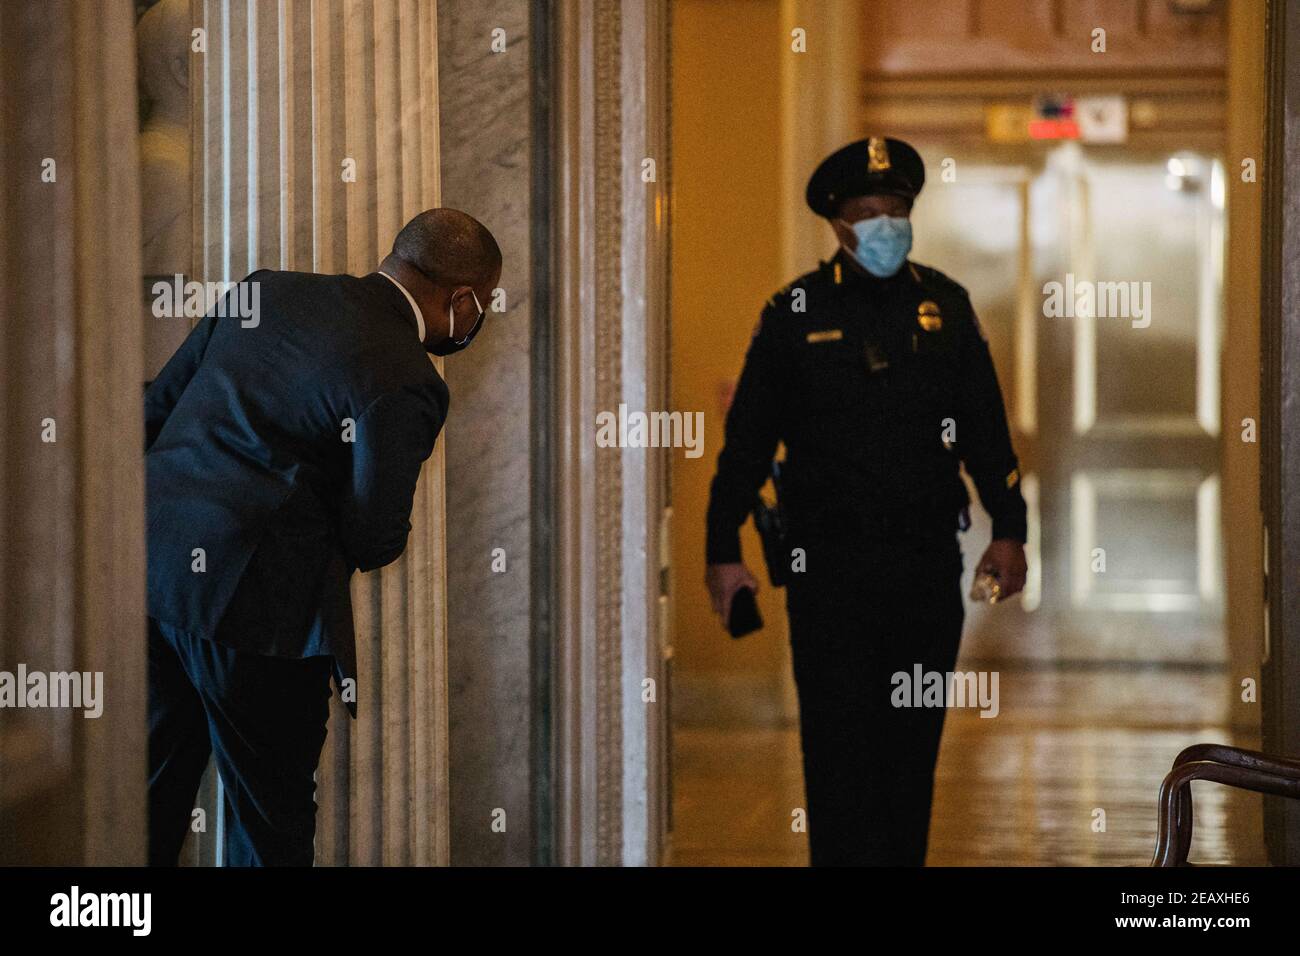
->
xmin=955 ymin=297 xmax=1028 ymax=544
xmin=144 ymin=315 xmax=220 ymax=451
xmin=339 ymin=382 xmax=447 ymax=573
xmin=705 ymin=306 xmax=785 ymax=564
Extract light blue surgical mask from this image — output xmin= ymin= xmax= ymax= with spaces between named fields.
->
xmin=842 ymin=215 xmax=912 ymax=278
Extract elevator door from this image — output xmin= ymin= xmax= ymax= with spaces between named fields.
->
xmin=910 ymin=141 xmax=1224 ymax=664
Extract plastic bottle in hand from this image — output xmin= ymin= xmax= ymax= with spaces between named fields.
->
xmin=969 ymin=570 xmax=1003 ymax=604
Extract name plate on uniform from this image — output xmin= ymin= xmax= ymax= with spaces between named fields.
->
xmin=805 ymin=329 xmax=843 ymax=344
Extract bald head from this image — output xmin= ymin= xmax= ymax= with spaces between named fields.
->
xmin=390 ymin=208 xmax=501 ymax=289
xmin=380 ymin=208 xmax=501 ymax=354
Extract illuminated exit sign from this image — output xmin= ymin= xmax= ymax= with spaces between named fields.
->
xmin=1029 ymin=95 xmax=1078 ymax=139
xmin=985 ymin=95 xmax=1128 ymax=144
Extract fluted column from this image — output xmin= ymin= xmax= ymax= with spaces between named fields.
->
xmin=0 ymin=0 xmax=146 ymax=865
xmin=192 ymin=0 xmax=447 ymax=866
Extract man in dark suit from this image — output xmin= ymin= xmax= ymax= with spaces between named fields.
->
xmin=145 ymin=208 xmax=501 ymax=866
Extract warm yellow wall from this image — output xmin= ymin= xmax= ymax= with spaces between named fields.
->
xmin=1224 ymin=0 xmax=1265 ymax=731
xmin=671 ymin=0 xmax=788 ymax=678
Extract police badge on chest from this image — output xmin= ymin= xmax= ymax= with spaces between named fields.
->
xmin=910 ymin=299 xmax=949 ymax=358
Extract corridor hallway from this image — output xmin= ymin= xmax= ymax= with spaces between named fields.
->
xmin=667 ymin=0 xmax=1275 ymax=870
xmin=669 ymin=666 xmax=1265 ymax=866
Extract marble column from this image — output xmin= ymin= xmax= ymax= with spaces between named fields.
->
xmin=0 ymin=0 xmax=147 ymax=865
xmin=191 ymin=0 xmax=449 ymax=865
xmin=437 ymin=0 xmax=535 ymax=868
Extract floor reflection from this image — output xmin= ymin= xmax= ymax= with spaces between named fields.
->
xmin=669 ymin=667 xmax=1264 ymax=866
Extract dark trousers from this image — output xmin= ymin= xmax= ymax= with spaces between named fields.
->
xmin=785 ymin=537 xmax=965 ymax=866
xmin=147 ymin=617 xmax=333 ymax=866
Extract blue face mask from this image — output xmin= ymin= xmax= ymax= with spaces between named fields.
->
xmin=843 ymin=215 xmax=912 ymax=278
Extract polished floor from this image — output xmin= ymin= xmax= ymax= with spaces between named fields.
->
xmin=668 ymin=666 xmax=1266 ymax=866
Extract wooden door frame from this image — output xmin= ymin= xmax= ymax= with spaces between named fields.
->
xmin=1261 ymin=0 xmax=1300 ymax=866
xmin=546 ymin=0 xmax=671 ymax=867
xmin=529 ymin=0 xmax=558 ymax=870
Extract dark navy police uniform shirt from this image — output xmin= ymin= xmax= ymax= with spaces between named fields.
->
xmin=706 ymin=250 xmax=1027 ymax=568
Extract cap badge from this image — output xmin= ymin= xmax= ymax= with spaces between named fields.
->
xmin=917 ymin=300 xmax=942 ymax=332
xmin=867 ymin=137 xmax=891 ymax=173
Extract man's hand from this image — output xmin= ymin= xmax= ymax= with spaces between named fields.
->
xmin=706 ymin=562 xmax=759 ymax=621
xmin=975 ymin=538 xmax=1027 ymax=601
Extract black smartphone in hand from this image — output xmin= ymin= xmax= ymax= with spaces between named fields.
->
xmin=727 ymin=587 xmax=763 ymax=639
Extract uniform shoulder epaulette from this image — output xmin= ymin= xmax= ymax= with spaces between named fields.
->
xmin=909 ymin=261 xmax=970 ymax=301
xmin=764 ymin=263 xmax=827 ymax=313
xmin=910 ymin=260 xmax=989 ymax=340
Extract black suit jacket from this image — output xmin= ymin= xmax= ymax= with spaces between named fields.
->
xmin=145 ymin=270 xmax=449 ymax=718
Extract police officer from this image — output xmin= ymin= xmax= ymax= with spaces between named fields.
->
xmin=704 ymin=137 xmax=1028 ymax=866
